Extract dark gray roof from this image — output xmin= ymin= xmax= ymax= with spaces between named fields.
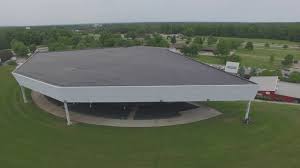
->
xmin=15 ymin=46 xmax=253 ymax=87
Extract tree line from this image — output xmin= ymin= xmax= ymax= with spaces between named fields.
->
xmin=0 ymin=23 xmax=300 ymax=50
xmin=99 ymin=23 xmax=300 ymax=42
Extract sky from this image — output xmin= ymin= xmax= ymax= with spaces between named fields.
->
xmin=0 ymin=0 xmax=300 ymax=26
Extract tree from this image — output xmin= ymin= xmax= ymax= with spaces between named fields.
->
xmin=181 ymin=44 xmax=199 ymax=57
xmin=282 ymin=54 xmax=294 ymax=66
xmin=193 ymin=36 xmax=204 ymax=45
xmin=250 ymin=67 xmax=257 ymax=76
xmin=185 ymin=37 xmax=191 ymax=44
xmin=207 ymin=36 xmax=218 ymax=46
xmin=10 ymin=39 xmax=28 ymax=57
xmin=238 ymin=66 xmax=245 ymax=77
xmin=71 ymin=34 xmax=81 ymax=46
xmin=191 ymin=36 xmax=203 ymax=51
xmin=269 ymin=55 xmax=275 ymax=63
xmin=245 ymin=42 xmax=254 ymax=50
xmin=48 ymin=42 xmax=67 ymax=51
xmin=76 ymin=40 xmax=88 ymax=49
xmin=265 ymin=43 xmax=270 ymax=48
xmin=216 ymin=39 xmax=230 ymax=56
xmin=287 ymin=71 xmax=300 ymax=83
xmin=283 ymin=44 xmax=289 ymax=49
xmin=228 ymin=39 xmax=243 ymax=50
xmin=225 ymin=54 xmax=241 ymax=62
xmin=170 ymin=35 xmax=176 ymax=44
xmin=144 ymin=34 xmax=169 ymax=47
xmin=125 ymin=31 xmax=137 ymax=39
xmin=29 ymin=44 xmax=37 ymax=53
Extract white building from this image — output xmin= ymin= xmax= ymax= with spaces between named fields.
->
xmin=13 ymin=46 xmax=258 ymax=125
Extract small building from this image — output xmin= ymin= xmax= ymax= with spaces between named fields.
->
xmin=250 ymin=76 xmax=278 ymax=95
xmin=250 ymin=76 xmax=300 ymax=103
xmin=200 ymin=48 xmax=216 ymax=53
xmin=199 ymin=48 xmax=217 ymax=56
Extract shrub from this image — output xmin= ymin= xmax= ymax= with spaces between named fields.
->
xmin=259 ymin=69 xmax=282 ymax=77
xmin=264 ymin=43 xmax=270 ymax=48
xmin=269 ymin=55 xmax=275 ymax=63
xmin=245 ymin=42 xmax=254 ymax=50
xmin=225 ymin=54 xmax=241 ymax=62
xmin=181 ymin=44 xmax=199 ymax=57
xmin=287 ymin=72 xmax=300 ymax=83
xmin=7 ymin=60 xmax=17 ymax=66
xmin=281 ymin=54 xmax=294 ymax=66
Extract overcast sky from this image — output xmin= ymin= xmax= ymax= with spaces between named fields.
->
xmin=1 ymin=0 xmax=300 ymax=26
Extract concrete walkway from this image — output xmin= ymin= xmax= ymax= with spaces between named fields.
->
xmin=32 ymin=91 xmax=222 ymax=127
xmin=254 ymin=99 xmax=300 ymax=106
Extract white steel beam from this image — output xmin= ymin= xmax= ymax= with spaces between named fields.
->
xmin=20 ymin=86 xmax=28 ymax=103
xmin=244 ymin=101 xmax=252 ymax=124
xmin=63 ymin=101 xmax=72 ymax=125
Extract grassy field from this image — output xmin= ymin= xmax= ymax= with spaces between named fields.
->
xmin=219 ymin=36 xmax=300 ymax=46
xmin=236 ymin=47 xmax=300 ymax=69
xmin=194 ymin=47 xmax=300 ymax=69
xmin=192 ymin=37 xmax=300 ymax=69
xmin=1 ymin=65 xmax=300 ymax=167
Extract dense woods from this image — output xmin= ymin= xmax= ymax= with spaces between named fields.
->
xmin=100 ymin=23 xmax=300 ymax=41
xmin=0 ymin=23 xmax=300 ymax=50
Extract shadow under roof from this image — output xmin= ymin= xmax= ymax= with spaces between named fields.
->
xmin=15 ymin=46 xmax=253 ymax=87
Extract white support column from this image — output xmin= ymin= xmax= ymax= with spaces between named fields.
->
xmin=63 ymin=101 xmax=72 ymax=125
xmin=244 ymin=100 xmax=252 ymax=124
xmin=20 ymin=86 xmax=27 ymax=103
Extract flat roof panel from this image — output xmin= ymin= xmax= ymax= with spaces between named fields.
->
xmin=276 ymin=81 xmax=300 ymax=99
xmin=15 ymin=46 xmax=253 ymax=86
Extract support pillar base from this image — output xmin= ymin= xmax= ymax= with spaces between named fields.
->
xmin=64 ymin=101 xmax=72 ymax=126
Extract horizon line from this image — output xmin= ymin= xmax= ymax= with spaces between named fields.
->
xmin=1 ymin=21 xmax=300 ymax=28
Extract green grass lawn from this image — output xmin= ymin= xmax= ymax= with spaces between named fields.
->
xmin=219 ymin=36 xmax=300 ymax=46
xmin=236 ymin=47 xmax=300 ymax=69
xmin=195 ymin=42 xmax=300 ymax=69
xmin=1 ymin=65 xmax=300 ymax=167
xmin=184 ymin=36 xmax=300 ymax=69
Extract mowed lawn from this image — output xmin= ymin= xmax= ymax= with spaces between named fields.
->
xmin=1 ymin=65 xmax=300 ymax=168
xmin=236 ymin=47 xmax=300 ymax=69
xmin=195 ymin=47 xmax=300 ymax=69
xmin=192 ymin=37 xmax=300 ymax=69
xmin=219 ymin=36 xmax=300 ymax=46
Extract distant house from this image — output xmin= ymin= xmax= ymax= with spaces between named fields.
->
xmin=0 ymin=50 xmax=14 ymax=64
xmin=199 ymin=48 xmax=217 ymax=56
xmin=200 ymin=48 xmax=217 ymax=53
xmin=250 ymin=76 xmax=300 ymax=103
xmin=36 ymin=47 xmax=49 ymax=53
